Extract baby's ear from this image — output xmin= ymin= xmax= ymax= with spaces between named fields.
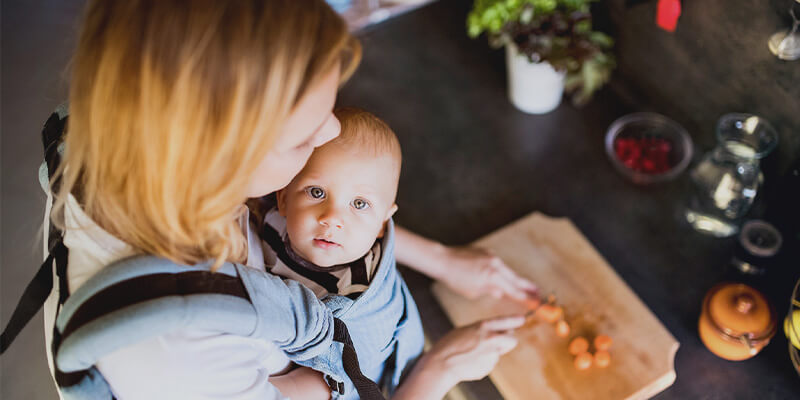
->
xmin=276 ymin=189 xmax=288 ymax=217
xmin=386 ymin=204 xmax=398 ymax=219
xmin=377 ymin=204 xmax=398 ymax=238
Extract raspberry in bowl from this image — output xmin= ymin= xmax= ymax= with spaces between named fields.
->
xmin=605 ymin=112 xmax=693 ymax=184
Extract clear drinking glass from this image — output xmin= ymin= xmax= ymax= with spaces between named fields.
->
xmin=685 ymin=114 xmax=779 ymax=237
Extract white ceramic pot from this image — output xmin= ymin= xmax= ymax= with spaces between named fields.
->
xmin=505 ymin=44 xmax=565 ymax=114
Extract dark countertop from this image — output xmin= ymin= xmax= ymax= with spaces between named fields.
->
xmin=338 ymin=0 xmax=800 ymax=398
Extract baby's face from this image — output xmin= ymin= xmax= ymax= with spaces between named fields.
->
xmin=277 ymin=144 xmax=398 ymax=267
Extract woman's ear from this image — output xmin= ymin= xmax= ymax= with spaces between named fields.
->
xmin=377 ymin=204 xmax=398 ymax=238
xmin=276 ymin=189 xmax=288 ymax=217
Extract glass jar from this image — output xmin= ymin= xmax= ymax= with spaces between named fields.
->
xmin=731 ymin=220 xmax=783 ymax=275
xmin=685 ymin=114 xmax=779 ymax=237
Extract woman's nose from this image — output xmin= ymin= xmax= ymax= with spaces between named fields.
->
xmin=318 ymin=205 xmax=344 ymax=229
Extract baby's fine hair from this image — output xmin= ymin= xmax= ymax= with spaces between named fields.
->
xmin=331 ymin=107 xmax=402 ymax=167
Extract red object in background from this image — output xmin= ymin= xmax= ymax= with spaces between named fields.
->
xmin=656 ymin=0 xmax=681 ymax=32
xmin=614 ymin=137 xmax=673 ymax=174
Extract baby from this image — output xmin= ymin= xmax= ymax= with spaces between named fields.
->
xmin=257 ymin=107 xmax=423 ymax=398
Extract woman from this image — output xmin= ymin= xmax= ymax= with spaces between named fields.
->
xmin=47 ymin=1 xmax=537 ymax=398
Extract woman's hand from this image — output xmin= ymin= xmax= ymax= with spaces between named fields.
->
xmin=435 ymin=246 xmax=539 ymax=302
xmin=392 ymin=315 xmax=525 ymax=400
xmin=394 ymin=227 xmax=539 ymax=303
xmin=426 ymin=315 xmax=524 ymax=383
xmin=268 ymin=366 xmax=331 ymax=400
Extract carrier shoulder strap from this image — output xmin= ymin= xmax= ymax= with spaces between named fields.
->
xmin=334 ymin=318 xmax=387 ymax=399
xmin=1 ymin=109 xmax=69 ymax=354
xmin=52 ymin=258 xmax=257 ymax=388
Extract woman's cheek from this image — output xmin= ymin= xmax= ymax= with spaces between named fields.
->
xmin=280 ymin=148 xmax=313 ymax=185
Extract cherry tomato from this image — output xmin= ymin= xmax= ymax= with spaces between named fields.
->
xmin=568 ymin=337 xmax=589 ymax=355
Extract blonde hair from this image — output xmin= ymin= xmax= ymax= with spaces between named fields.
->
xmin=54 ymin=0 xmax=360 ymax=268
xmin=331 ymin=107 xmax=402 ymax=169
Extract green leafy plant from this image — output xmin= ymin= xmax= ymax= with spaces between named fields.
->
xmin=467 ymin=0 xmax=615 ymax=105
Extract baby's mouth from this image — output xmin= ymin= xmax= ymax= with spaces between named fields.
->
xmin=312 ymin=237 xmax=340 ymax=250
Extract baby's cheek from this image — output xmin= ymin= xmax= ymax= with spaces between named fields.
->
xmin=353 ymin=226 xmax=382 ymax=254
xmin=288 ymin=211 xmax=312 ymax=237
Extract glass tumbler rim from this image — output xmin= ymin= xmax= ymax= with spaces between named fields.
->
xmin=715 ymin=113 xmax=779 ymax=159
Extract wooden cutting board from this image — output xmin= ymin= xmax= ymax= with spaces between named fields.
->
xmin=432 ymin=212 xmax=679 ymax=400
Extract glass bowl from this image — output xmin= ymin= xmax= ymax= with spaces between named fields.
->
xmin=605 ymin=112 xmax=694 ymax=184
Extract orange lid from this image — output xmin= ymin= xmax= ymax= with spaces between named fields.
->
xmin=706 ymin=283 xmax=776 ymax=341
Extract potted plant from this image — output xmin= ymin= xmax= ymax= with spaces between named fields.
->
xmin=467 ymin=0 xmax=615 ymax=114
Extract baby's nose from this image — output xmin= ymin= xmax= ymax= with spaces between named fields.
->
xmin=318 ymin=208 xmax=343 ymax=229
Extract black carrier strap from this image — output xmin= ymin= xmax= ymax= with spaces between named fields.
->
xmin=60 ymin=271 xmax=251 ymax=339
xmin=333 ymin=318 xmax=387 ymax=400
xmin=42 ymin=112 xmax=66 ymax=194
xmin=1 ymin=111 xmax=68 ymax=355
xmin=0 ymin=244 xmax=62 ymax=353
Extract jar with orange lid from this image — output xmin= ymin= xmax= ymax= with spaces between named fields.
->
xmin=698 ymin=283 xmax=777 ymax=361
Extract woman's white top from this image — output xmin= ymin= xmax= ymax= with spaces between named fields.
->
xmin=42 ymin=194 xmax=292 ymax=400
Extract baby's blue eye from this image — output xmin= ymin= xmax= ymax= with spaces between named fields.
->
xmin=306 ymin=187 xmax=325 ymax=199
xmin=352 ymin=198 xmax=370 ymax=210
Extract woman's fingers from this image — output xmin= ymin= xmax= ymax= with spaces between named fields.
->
xmin=487 ymin=258 xmax=539 ymax=302
xmin=512 ymin=274 xmax=538 ymax=293
xmin=436 ymin=245 xmax=540 ymax=305
xmin=493 ymin=258 xmax=538 ymax=291
xmin=497 ymin=282 xmax=532 ymax=302
xmin=481 ymin=333 xmax=519 ymax=354
xmin=479 ymin=315 xmax=526 ymax=331
xmin=509 ymin=279 xmax=540 ymax=302
xmin=419 ymin=315 xmax=526 ymax=388
xmin=487 ymin=270 xmax=535 ymax=302
xmin=486 ymin=265 xmax=521 ymax=300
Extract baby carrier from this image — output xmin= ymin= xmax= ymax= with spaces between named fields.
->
xmin=258 ymin=216 xmax=425 ymax=397
xmin=0 ymin=106 xmax=420 ymax=400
